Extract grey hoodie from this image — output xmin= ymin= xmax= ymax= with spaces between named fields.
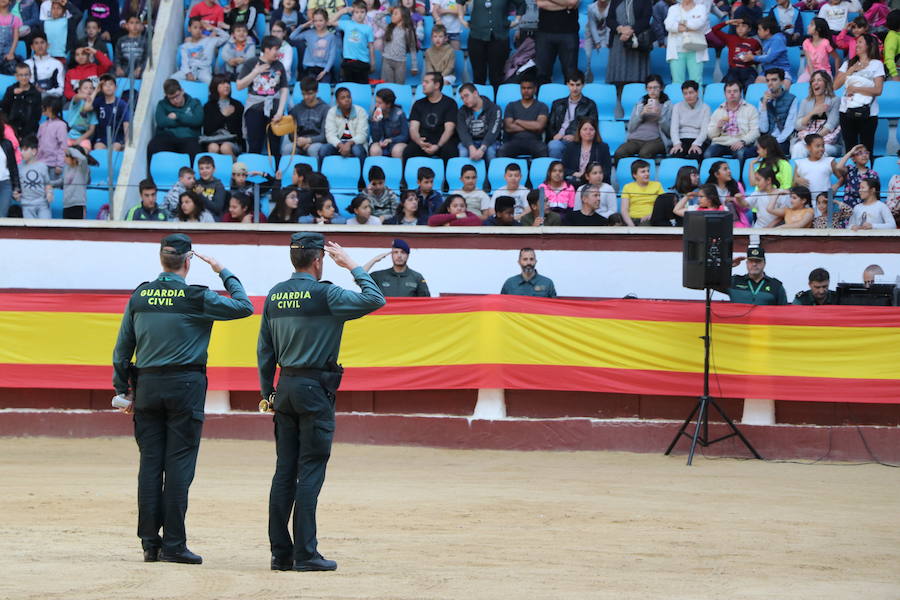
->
xmin=63 ymin=148 xmax=89 ymax=208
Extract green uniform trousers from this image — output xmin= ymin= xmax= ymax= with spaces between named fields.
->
xmin=268 ymin=375 xmax=335 ymax=562
xmin=133 ymin=370 xmax=206 ymax=554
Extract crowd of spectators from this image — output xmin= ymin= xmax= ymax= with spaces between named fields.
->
xmin=0 ymin=0 xmax=146 ymax=219
xmin=3 ymin=0 xmax=900 ymax=229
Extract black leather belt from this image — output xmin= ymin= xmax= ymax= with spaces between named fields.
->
xmin=138 ymin=364 xmax=206 ymax=375
xmin=280 ymin=367 xmax=324 ymax=378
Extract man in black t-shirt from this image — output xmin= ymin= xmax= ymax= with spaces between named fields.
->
xmin=564 ymin=185 xmax=608 ymax=226
xmin=237 ymin=36 xmax=289 ymax=161
xmin=535 ymin=0 xmax=580 ymax=85
xmin=403 ymin=72 xmax=459 ymax=162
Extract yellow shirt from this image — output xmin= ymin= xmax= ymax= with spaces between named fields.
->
xmin=621 ymin=181 xmax=664 ymax=219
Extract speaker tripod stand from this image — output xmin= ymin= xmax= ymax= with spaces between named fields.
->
xmin=664 ymin=288 xmax=762 ymax=465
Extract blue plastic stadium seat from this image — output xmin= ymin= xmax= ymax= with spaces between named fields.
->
xmin=404 ymin=157 xmax=445 ymax=191
xmin=495 ymin=83 xmax=522 ymax=111
xmin=177 ymin=79 xmax=209 ymax=103
xmin=588 ymin=47 xmax=609 ymax=83
xmin=744 ymin=82 xmax=766 ymax=108
xmin=791 ymin=81 xmax=809 ymax=100
xmin=650 ymin=49 xmax=670 ymax=84
xmin=619 ymin=83 xmax=648 ymax=119
xmin=614 ymin=157 xmax=656 ymax=189
xmin=278 ymin=155 xmax=319 ymax=186
xmin=702 ymin=50 xmax=718 ymax=83
xmin=194 ymin=152 xmax=233 ymax=179
xmin=236 ymin=152 xmax=275 ymax=183
xmin=374 ymin=83 xmax=413 ymax=114
xmin=231 ymin=82 xmax=248 ymax=104
xmin=700 ymin=157 xmax=740 ymax=183
xmin=487 ymin=158 xmax=528 ymax=191
xmin=362 ymin=156 xmax=403 ymax=189
xmin=445 ymin=157 xmax=486 ymax=190
xmin=873 ymin=118 xmax=890 ymax=156
xmin=88 ymin=150 xmax=122 ymax=187
xmin=657 ymin=158 xmax=698 ymax=189
xmin=537 ymin=83 xmax=568 ymax=108
xmin=663 ymin=83 xmax=684 ymax=105
xmin=117 ymin=77 xmax=141 ymax=93
xmin=528 ymin=157 xmax=555 ymax=188
xmin=455 ymin=50 xmax=469 ymax=84
xmin=473 ymin=83 xmax=494 ymax=102
xmin=703 ymin=83 xmax=725 ymax=110
xmin=0 ymin=74 xmax=13 ymax=92
xmin=872 ymin=156 xmax=899 ymax=193
xmin=422 ymin=16 xmax=434 ymax=49
xmin=322 ymin=156 xmax=362 ymax=193
xmin=599 ymin=120 xmax=626 ymax=152
xmin=877 ymin=81 xmax=900 ymax=118
xmin=86 ymin=188 xmax=109 ymax=220
xmin=584 ymin=83 xmax=617 ymax=120
xmin=406 ymin=52 xmax=424 ymax=87
xmin=150 ymin=152 xmax=191 ymax=189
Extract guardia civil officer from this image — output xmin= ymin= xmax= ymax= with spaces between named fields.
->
xmin=727 ymin=247 xmax=788 ymax=306
xmin=500 ymin=248 xmax=557 ymax=298
xmin=364 ymin=239 xmax=431 ymax=297
xmin=258 ymin=233 xmax=385 ymax=572
xmin=793 ymin=268 xmax=837 ymax=305
xmin=112 ymin=234 xmax=253 ymax=565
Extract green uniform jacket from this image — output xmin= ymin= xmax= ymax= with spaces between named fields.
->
xmin=462 ymin=0 xmax=526 ymax=42
xmin=370 ymin=267 xmax=430 ymax=297
xmin=728 ymin=274 xmax=788 ymax=306
xmin=112 ymin=269 xmax=254 ymax=393
xmin=500 ymin=272 xmax=557 ymax=298
xmin=792 ymin=290 xmax=837 ymax=305
xmin=257 ymin=267 xmax=386 ymax=398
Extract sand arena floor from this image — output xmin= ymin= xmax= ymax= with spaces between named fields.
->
xmin=0 ymin=437 xmax=898 ymax=600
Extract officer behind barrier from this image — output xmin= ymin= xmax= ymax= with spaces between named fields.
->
xmin=258 ymin=232 xmax=385 ymax=573
xmin=112 ymin=233 xmax=254 ymax=565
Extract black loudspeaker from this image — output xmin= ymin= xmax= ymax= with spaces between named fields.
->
xmin=683 ymin=212 xmax=734 ymax=292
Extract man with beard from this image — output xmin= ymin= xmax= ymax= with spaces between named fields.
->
xmin=500 ymin=247 xmax=557 ymax=297
xmin=364 ymin=239 xmax=431 ymax=297
xmin=728 ymin=246 xmax=788 ymax=305
xmin=793 ymin=268 xmax=837 ymax=305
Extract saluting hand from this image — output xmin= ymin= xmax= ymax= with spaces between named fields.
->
xmin=193 ymin=251 xmax=224 ymax=274
xmin=325 ymin=241 xmax=358 ymax=270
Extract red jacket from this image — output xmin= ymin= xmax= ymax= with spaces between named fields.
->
xmin=712 ymin=22 xmax=762 ymax=70
xmin=64 ymin=51 xmax=113 ymax=100
xmin=428 ymin=212 xmax=483 ymax=227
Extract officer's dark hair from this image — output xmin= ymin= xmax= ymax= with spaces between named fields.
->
xmin=417 ymin=167 xmax=434 ymax=182
xmin=20 ymin=135 xmax=38 ymax=150
xmin=161 ymin=252 xmax=188 ymax=271
xmin=139 ymin=179 xmax=157 ymax=194
xmin=494 ymin=195 xmax=515 ymax=213
xmin=809 ymin=268 xmax=830 ymax=283
xmin=290 ymin=247 xmax=324 ymax=270
xmin=519 ymin=247 xmax=536 ymax=257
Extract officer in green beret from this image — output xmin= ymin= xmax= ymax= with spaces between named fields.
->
xmin=728 ymin=247 xmax=789 ymax=305
xmin=500 ymin=248 xmax=557 ymax=298
xmin=365 ymin=239 xmax=431 ymax=297
xmin=258 ymin=232 xmax=385 ymax=573
xmin=793 ymin=268 xmax=837 ymax=305
xmin=112 ymin=234 xmax=254 ymax=565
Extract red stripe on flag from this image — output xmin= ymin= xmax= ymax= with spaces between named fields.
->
xmin=2 ymin=363 xmax=898 ymax=404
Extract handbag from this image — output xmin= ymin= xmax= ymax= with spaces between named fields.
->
xmin=844 ymin=104 xmax=871 ymax=120
xmin=632 ymin=29 xmax=654 ymax=52
xmin=681 ymin=31 xmax=708 ymax=53
xmin=266 ymin=115 xmax=298 ymax=175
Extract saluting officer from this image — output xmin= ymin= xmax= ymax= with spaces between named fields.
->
xmin=112 ymin=234 xmax=254 ymax=565
xmin=727 ymin=247 xmax=789 ymax=306
xmin=365 ymin=239 xmax=431 ymax=297
xmin=258 ymin=233 xmax=385 ymax=573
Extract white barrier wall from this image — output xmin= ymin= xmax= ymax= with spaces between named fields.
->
xmin=1 ymin=237 xmax=894 ymax=300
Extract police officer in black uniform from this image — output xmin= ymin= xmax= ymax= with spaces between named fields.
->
xmin=112 ymin=234 xmax=254 ymax=565
xmin=727 ymin=247 xmax=789 ymax=306
xmin=793 ymin=268 xmax=837 ymax=305
xmin=258 ymin=233 xmax=385 ymax=572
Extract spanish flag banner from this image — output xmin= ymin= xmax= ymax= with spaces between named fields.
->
xmin=1 ymin=292 xmax=898 ymax=403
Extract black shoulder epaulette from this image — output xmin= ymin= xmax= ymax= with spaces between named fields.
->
xmin=133 ymin=281 xmax=150 ymax=292
xmin=320 ymin=280 xmax=334 ymax=285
